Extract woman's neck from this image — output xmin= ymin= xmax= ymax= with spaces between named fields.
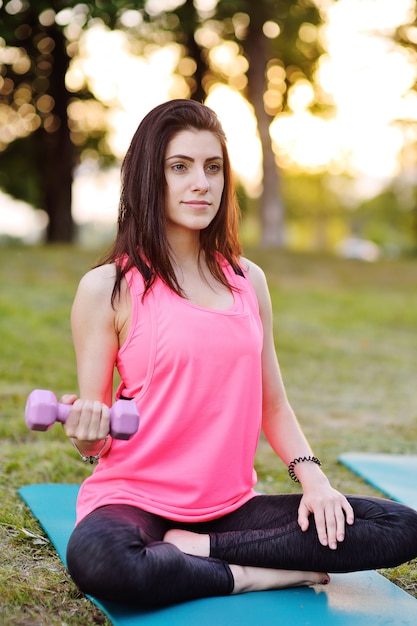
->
xmin=167 ymin=229 xmax=202 ymax=271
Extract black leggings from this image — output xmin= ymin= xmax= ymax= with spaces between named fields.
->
xmin=66 ymin=494 xmax=417 ymax=607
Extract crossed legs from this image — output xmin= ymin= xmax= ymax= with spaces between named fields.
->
xmin=67 ymin=494 xmax=417 ymax=606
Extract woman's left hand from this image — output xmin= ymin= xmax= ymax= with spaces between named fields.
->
xmin=298 ymin=481 xmax=355 ymax=550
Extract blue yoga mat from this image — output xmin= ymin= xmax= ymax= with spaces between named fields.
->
xmin=19 ymin=483 xmax=417 ymax=626
xmin=339 ymin=453 xmax=417 ymax=510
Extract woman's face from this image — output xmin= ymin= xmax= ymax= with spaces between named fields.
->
xmin=164 ymin=129 xmax=225 ymax=236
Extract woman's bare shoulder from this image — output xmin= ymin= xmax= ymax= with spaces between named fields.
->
xmin=74 ymin=264 xmax=118 ymax=308
xmin=239 ymin=257 xmax=267 ymax=287
xmin=239 ymin=256 xmax=271 ymax=316
xmin=77 ymin=264 xmax=116 ymax=292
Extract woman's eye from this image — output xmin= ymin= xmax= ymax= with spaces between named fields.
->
xmin=207 ymin=163 xmax=221 ymax=173
xmin=172 ymin=163 xmax=186 ymax=172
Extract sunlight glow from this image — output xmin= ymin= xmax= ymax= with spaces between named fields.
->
xmin=271 ymin=112 xmax=340 ymax=173
xmin=68 ymin=24 xmax=187 ymax=159
xmin=0 ymin=192 xmax=47 ymax=242
xmin=206 ymin=85 xmax=262 ymax=195
xmin=271 ymin=0 xmax=417 ymax=180
xmin=66 ymin=0 xmax=417 ymax=225
xmin=194 ymin=0 xmax=218 ymax=12
xmin=4 ymin=0 xmax=416 ymax=237
xmin=72 ymin=164 xmax=120 ymax=224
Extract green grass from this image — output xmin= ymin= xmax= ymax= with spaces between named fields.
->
xmin=1 ymin=245 xmax=417 ymax=624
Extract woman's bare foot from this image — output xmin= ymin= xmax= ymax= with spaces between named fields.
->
xmin=164 ymin=529 xmax=330 ymax=592
xmin=164 ymin=529 xmax=210 ymax=556
xmin=230 ymin=564 xmax=330 ymax=594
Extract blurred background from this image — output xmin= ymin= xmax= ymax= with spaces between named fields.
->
xmin=1 ymin=0 xmax=417 ymax=258
xmin=2 ymin=9 xmax=417 ymax=620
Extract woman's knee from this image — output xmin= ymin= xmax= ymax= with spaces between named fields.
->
xmin=347 ymin=495 xmax=417 ymax=563
xmin=349 ymin=495 xmax=417 ymax=528
xmin=67 ymin=520 xmax=125 ymax=595
xmin=66 ymin=513 xmax=190 ymax=605
xmin=66 ymin=506 xmax=153 ymax=601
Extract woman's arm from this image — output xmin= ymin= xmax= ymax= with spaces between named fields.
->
xmin=244 ymin=258 xmax=354 ymax=550
xmin=62 ymin=263 xmax=127 ymax=455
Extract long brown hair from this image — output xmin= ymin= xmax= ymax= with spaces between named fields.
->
xmin=100 ymin=99 xmax=242 ymax=303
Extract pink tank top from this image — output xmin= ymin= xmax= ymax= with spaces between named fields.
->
xmin=76 ymin=258 xmax=263 ymax=523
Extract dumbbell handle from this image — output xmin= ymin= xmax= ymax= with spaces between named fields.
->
xmin=25 ymin=389 xmax=139 ymax=440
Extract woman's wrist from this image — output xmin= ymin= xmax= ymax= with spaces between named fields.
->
xmin=287 ymin=455 xmax=324 ymax=484
xmin=71 ymin=436 xmax=112 ymax=463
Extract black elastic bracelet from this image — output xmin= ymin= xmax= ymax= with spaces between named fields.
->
xmin=288 ymin=455 xmax=322 ymax=482
xmin=71 ymin=436 xmax=109 ymax=464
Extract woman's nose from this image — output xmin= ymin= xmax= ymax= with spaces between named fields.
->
xmin=191 ymin=168 xmax=209 ymax=192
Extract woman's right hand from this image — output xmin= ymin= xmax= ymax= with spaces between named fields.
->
xmin=60 ymin=394 xmax=111 ymax=443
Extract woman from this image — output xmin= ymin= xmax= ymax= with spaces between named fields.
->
xmin=63 ymin=99 xmax=417 ymax=607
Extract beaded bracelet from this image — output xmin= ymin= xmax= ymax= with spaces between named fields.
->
xmin=288 ymin=455 xmax=322 ymax=482
xmin=72 ymin=436 xmax=109 ymax=464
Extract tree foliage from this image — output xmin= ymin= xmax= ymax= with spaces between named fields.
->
xmin=0 ymin=0 xmax=140 ymax=241
xmin=126 ymin=0 xmax=326 ymax=247
xmin=386 ymin=2 xmax=417 ymax=249
xmin=0 ymin=0 xmax=325 ymax=244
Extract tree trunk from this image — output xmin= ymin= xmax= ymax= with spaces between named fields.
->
xmin=40 ymin=25 xmax=74 ymax=243
xmin=245 ymin=25 xmax=286 ymax=248
xmin=176 ymin=0 xmax=207 ymax=103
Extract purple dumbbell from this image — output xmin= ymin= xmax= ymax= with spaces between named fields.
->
xmin=25 ymin=389 xmax=139 ymax=440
